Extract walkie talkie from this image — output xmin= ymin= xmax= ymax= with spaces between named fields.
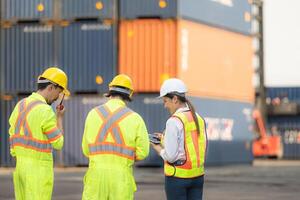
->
xmin=57 ymin=94 xmax=65 ymax=110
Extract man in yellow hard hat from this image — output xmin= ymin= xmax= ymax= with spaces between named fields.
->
xmin=8 ymin=67 xmax=70 ymax=200
xmin=82 ymin=74 xmax=150 ymax=200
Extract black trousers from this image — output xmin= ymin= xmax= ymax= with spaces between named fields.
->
xmin=165 ymin=175 xmax=204 ymax=200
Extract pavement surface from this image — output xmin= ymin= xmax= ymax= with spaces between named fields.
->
xmin=0 ymin=160 xmax=300 ymax=200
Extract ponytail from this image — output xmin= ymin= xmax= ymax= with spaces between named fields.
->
xmin=186 ymin=99 xmax=200 ymax=135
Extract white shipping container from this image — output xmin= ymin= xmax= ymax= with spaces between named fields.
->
xmin=264 ymin=0 xmax=300 ymax=87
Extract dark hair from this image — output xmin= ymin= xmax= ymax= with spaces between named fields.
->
xmin=37 ymin=77 xmax=63 ymax=91
xmin=165 ymin=93 xmax=200 ymax=135
xmin=106 ymin=90 xmax=132 ymax=102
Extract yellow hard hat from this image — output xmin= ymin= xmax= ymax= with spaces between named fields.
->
xmin=109 ymin=74 xmax=134 ymax=97
xmin=38 ymin=67 xmax=70 ymax=95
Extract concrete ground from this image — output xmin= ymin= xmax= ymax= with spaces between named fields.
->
xmin=0 ymin=160 xmax=300 ymax=200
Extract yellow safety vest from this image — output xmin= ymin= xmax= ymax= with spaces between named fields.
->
xmin=164 ymin=111 xmax=207 ymax=178
xmin=9 ymin=93 xmax=63 ymax=161
xmin=89 ymin=104 xmax=136 ymax=160
xmin=82 ymin=99 xmax=150 ymax=165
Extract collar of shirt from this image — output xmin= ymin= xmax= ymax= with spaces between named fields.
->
xmin=107 ymin=98 xmax=126 ymax=107
xmin=30 ymin=92 xmax=47 ymax=103
xmin=174 ymin=103 xmax=190 ymax=114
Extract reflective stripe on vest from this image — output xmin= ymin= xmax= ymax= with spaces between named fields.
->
xmin=164 ymin=111 xmax=207 ymax=178
xmin=10 ymin=99 xmax=52 ymax=153
xmin=88 ymin=105 xmax=135 ymax=160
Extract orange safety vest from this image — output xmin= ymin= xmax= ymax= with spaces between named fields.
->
xmin=164 ymin=111 xmax=207 ymax=178
xmin=10 ymin=99 xmax=54 ymax=153
xmin=88 ymin=105 xmax=136 ymax=160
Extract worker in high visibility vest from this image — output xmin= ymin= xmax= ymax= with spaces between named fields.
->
xmin=9 ymin=67 xmax=69 ymax=200
xmin=81 ymin=74 xmax=150 ymax=200
xmin=151 ymin=78 xmax=208 ymax=200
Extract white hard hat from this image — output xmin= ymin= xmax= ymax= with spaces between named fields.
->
xmin=159 ymin=78 xmax=187 ymax=98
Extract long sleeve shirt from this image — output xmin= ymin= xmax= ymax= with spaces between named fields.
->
xmin=160 ymin=106 xmax=190 ymax=163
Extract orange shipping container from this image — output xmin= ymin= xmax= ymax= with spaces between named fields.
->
xmin=119 ymin=19 xmax=177 ymax=92
xmin=119 ymin=19 xmax=254 ymax=103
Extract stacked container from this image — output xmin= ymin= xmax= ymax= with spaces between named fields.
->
xmin=266 ymin=87 xmax=300 ymax=159
xmin=1 ymin=0 xmax=256 ymax=167
xmin=119 ymin=0 xmax=254 ymax=165
xmin=56 ymin=0 xmax=118 ymax=165
xmin=57 ymin=0 xmax=117 ymax=93
xmin=0 ymin=0 xmax=56 ymax=166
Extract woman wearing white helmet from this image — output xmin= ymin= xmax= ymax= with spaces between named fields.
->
xmin=151 ymin=78 xmax=208 ymax=200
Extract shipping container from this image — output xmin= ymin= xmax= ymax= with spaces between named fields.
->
xmin=206 ymin=140 xmax=253 ymax=166
xmin=56 ymin=21 xmax=117 ymax=93
xmin=119 ymin=19 xmax=177 ymax=92
xmin=266 ymin=87 xmax=300 ymax=103
xmin=1 ymin=0 xmax=53 ymax=21
xmin=264 ymin=0 xmax=300 ymax=87
xmin=268 ymin=116 xmax=300 ymax=159
xmin=0 ymin=24 xmax=55 ymax=94
xmin=60 ymin=0 xmax=116 ymax=20
xmin=119 ymin=19 xmax=254 ymax=102
xmin=120 ymin=0 xmax=251 ymax=34
xmin=178 ymin=20 xmax=254 ymax=102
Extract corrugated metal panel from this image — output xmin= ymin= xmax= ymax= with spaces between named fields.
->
xmin=119 ymin=0 xmax=251 ymax=34
xmin=60 ymin=0 xmax=116 ymax=20
xmin=1 ymin=0 xmax=53 ymax=21
xmin=178 ymin=20 xmax=254 ymax=102
xmin=119 ymin=0 xmax=177 ymax=19
xmin=206 ymin=141 xmax=253 ymax=166
xmin=190 ymin=96 xmax=254 ymax=141
xmin=0 ymin=95 xmax=25 ymax=167
xmin=129 ymin=94 xmax=169 ymax=167
xmin=119 ymin=19 xmax=177 ymax=92
xmin=0 ymin=24 xmax=55 ymax=94
xmin=57 ymin=21 xmax=117 ymax=93
xmin=266 ymin=87 xmax=300 ymax=103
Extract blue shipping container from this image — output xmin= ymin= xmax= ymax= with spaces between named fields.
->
xmin=1 ymin=0 xmax=53 ymax=21
xmin=60 ymin=0 xmax=116 ymax=20
xmin=206 ymin=140 xmax=253 ymax=166
xmin=190 ymin=96 xmax=254 ymax=141
xmin=266 ymin=87 xmax=300 ymax=103
xmin=56 ymin=21 xmax=117 ymax=93
xmin=0 ymin=24 xmax=55 ymax=94
xmin=268 ymin=116 xmax=300 ymax=159
xmin=120 ymin=0 xmax=251 ymax=34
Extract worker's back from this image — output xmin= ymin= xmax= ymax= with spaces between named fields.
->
xmin=82 ymin=98 xmax=149 ymax=167
xmin=82 ymin=98 xmax=150 ymax=200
